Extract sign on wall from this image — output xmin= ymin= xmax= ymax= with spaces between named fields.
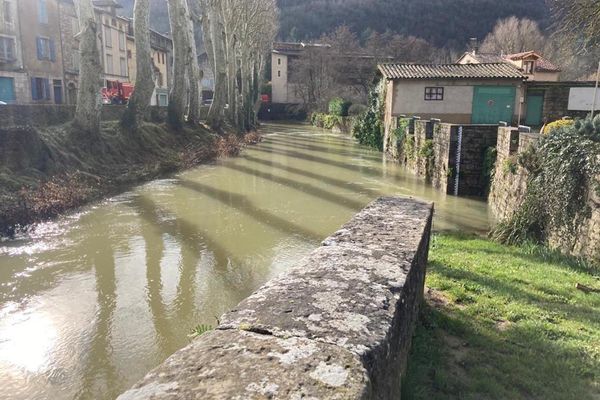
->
xmin=568 ymin=87 xmax=600 ymax=111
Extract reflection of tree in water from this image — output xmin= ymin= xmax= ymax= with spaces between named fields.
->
xmin=76 ymin=218 xmax=120 ymax=400
xmin=130 ymin=195 xmax=255 ymax=347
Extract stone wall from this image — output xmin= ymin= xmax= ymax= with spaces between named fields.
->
xmin=488 ymin=127 xmax=529 ymax=221
xmin=0 ymin=104 xmax=169 ymax=127
xmin=489 ymin=129 xmax=600 ymax=262
xmin=117 ymin=197 xmax=434 ymax=400
xmin=400 ymin=120 xmax=498 ymax=197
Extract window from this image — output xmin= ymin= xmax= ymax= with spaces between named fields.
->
xmin=118 ymin=31 xmax=125 ymax=50
xmin=0 ymin=36 xmax=15 ymax=61
xmin=277 ymin=57 xmax=281 ymax=65
xmin=71 ymin=17 xmax=79 ymax=35
xmin=106 ymin=54 xmax=113 ymax=74
xmin=0 ymin=77 xmax=15 ymax=103
xmin=524 ymin=61 xmax=535 ymax=74
xmin=119 ymin=57 xmax=127 ymax=76
xmin=31 ymin=77 xmax=50 ymax=100
xmin=71 ymin=49 xmax=79 ymax=71
xmin=53 ymin=79 xmax=62 ymax=104
xmin=127 ymin=49 xmax=132 ymax=59
xmin=424 ymin=87 xmax=444 ymax=101
xmin=158 ymin=93 xmax=168 ymax=107
xmin=277 ymin=70 xmax=281 ymax=77
xmin=162 ymin=53 xmax=165 ymax=64
xmin=104 ymin=26 xmax=112 ymax=47
xmin=38 ymin=0 xmax=47 ymax=24
xmin=36 ymin=37 xmax=55 ymax=61
xmin=111 ymin=18 xmax=116 ymax=26
xmin=4 ymin=1 xmax=12 ymax=24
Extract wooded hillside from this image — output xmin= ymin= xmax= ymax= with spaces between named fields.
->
xmin=119 ymin=0 xmax=550 ymax=49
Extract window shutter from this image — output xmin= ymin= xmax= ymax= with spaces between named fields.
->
xmin=49 ymin=39 xmax=56 ymax=62
xmin=31 ymin=78 xmax=38 ymax=100
xmin=44 ymin=79 xmax=50 ymax=100
xmin=36 ymin=37 xmax=42 ymax=60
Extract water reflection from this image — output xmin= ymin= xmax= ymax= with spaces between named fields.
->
xmin=0 ymin=123 xmax=491 ymax=400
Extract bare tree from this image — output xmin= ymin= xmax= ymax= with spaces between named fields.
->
xmin=549 ymin=0 xmax=600 ymax=51
xmin=121 ymin=0 xmax=155 ymax=130
xmin=74 ymin=0 xmax=103 ymax=136
xmin=167 ymin=0 xmax=189 ymax=129
xmin=480 ymin=17 xmax=547 ymax=55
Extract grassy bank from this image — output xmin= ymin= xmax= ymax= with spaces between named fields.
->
xmin=0 ymin=121 xmax=252 ymax=235
xmin=403 ymin=233 xmax=600 ymax=400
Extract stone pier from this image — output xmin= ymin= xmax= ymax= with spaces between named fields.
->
xmin=117 ymin=197 xmax=434 ymax=400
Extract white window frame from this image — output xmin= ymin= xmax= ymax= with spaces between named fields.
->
xmin=118 ymin=31 xmax=125 ymax=51
xmin=0 ymin=35 xmax=15 ymax=61
xmin=119 ymin=56 xmax=127 ymax=76
xmin=104 ymin=26 xmax=112 ymax=48
xmin=106 ymin=53 xmax=113 ymax=74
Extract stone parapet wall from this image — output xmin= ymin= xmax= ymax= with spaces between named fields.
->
xmin=117 ymin=197 xmax=434 ymax=400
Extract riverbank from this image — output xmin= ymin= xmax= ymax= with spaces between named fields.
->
xmin=403 ymin=233 xmax=600 ymax=400
xmin=0 ymin=121 xmax=256 ymax=235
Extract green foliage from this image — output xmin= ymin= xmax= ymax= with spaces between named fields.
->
xmin=352 ymin=80 xmax=385 ymax=151
xmin=404 ymin=135 xmax=415 ymax=161
xmin=482 ymin=146 xmax=497 ymax=195
xmin=188 ymin=324 xmax=213 ymax=339
xmin=403 ymin=233 xmax=599 ymax=400
xmin=311 ymin=112 xmax=342 ymax=129
xmin=493 ymin=116 xmax=600 ymax=248
xmin=418 ymin=139 xmax=434 ymax=159
xmin=502 ymin=157 xmax=518 ymax=175
xmin=328 ymin=97 xmax=352 ymax=117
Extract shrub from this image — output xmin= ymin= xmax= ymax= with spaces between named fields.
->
xmin=348 ymin=104 xmax=368 ymax=116
xmin=328 ymin=97 xmax=352 ymax=117
xmin=352 ymin=81 xmax=385 ymax=151
xmin=404 ymin=135 xmax=415 ymax=161
xmin=542 ymin=118 xmax=574 ymax=135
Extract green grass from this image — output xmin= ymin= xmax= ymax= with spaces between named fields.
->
xmin=403 ymin=233 xmax=600 ymax=400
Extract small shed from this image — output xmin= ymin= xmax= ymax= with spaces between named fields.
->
xmin=378 ymin=63 xmax=525 ymax=130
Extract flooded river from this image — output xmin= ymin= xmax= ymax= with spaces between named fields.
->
xmin=0 ymin=123 xmax=490 ymax=400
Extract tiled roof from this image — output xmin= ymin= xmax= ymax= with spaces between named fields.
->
xmin=378 ymin=63 xmax=524 ymax=80
xmin=505 ymin=52 xmax=561 ymax=72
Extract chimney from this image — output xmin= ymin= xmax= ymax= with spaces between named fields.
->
xmin=469 ymin=38 xmax=479 ymax=55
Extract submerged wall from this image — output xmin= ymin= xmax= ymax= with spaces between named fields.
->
xmin=117 ymin=197 xmax=434 ymax=400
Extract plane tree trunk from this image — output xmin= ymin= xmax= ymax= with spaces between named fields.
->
xmin=167 ymin=0 xmax=188 ymax=129
xmin=121 ymin=0 xmax=155 ymax=131
xmin=73 ymin=0 xmax=103 ymax=137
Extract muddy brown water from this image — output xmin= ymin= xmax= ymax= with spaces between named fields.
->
xmin=0 ymin=123 xmax=490 ymax=400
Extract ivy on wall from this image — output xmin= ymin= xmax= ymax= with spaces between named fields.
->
xmin=492 ymin=116 xmax=600 ymax=251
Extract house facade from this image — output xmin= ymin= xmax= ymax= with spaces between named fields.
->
xmin=0 ymin=0 xmax=27 ymax=103
xmin=0 ymin=0 xmax=66 ymax=104
xmin=0 ymin=0 xmax=172 ymax=105
xmin=379 ymin=63 xmax=525 ymax=135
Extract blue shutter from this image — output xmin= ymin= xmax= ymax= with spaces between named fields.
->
xmin=49 ymin=40 xmax=56 ymax=62
xmin=43 ymin=79 xmax=50 ymax=100
xmin=36 ymin=37 xmax=42 ymax=60
xmin=31 ymin=78 xmax=38 ymax=100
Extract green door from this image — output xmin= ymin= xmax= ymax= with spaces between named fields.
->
xmin=0 ymin=77 xmax=15 ymax=103
xmin=472 ymin=86 xmax=516 ymax=124
xmin=525 ymin=93 xmax=544 ymax=126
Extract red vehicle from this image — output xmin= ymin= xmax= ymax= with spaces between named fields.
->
xmin=101 ymin=80 xmax=134 ymax=105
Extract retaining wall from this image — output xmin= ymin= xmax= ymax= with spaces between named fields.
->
xmin=117 ymin=197 xmax=434 ymax=400
xmin=391 ymin=118 xmax=498 ymax=197
xmin=0 ymin=104 xmax=169 ymax=127
xmin=489 ymin=129 xmax=600 ymax=261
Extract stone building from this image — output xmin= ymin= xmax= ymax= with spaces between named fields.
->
xmin=58 ymin=0 xmax=80 ymax=104
xmin=0 ymin=0 xmax=66 ymax=104
xmin=0 ymin=0 xmax=27 ymax=103
xmin=127 ymin=28 xmax=171 ymax=107
xmin=378 ymin=63 xmax=525 ymax=137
